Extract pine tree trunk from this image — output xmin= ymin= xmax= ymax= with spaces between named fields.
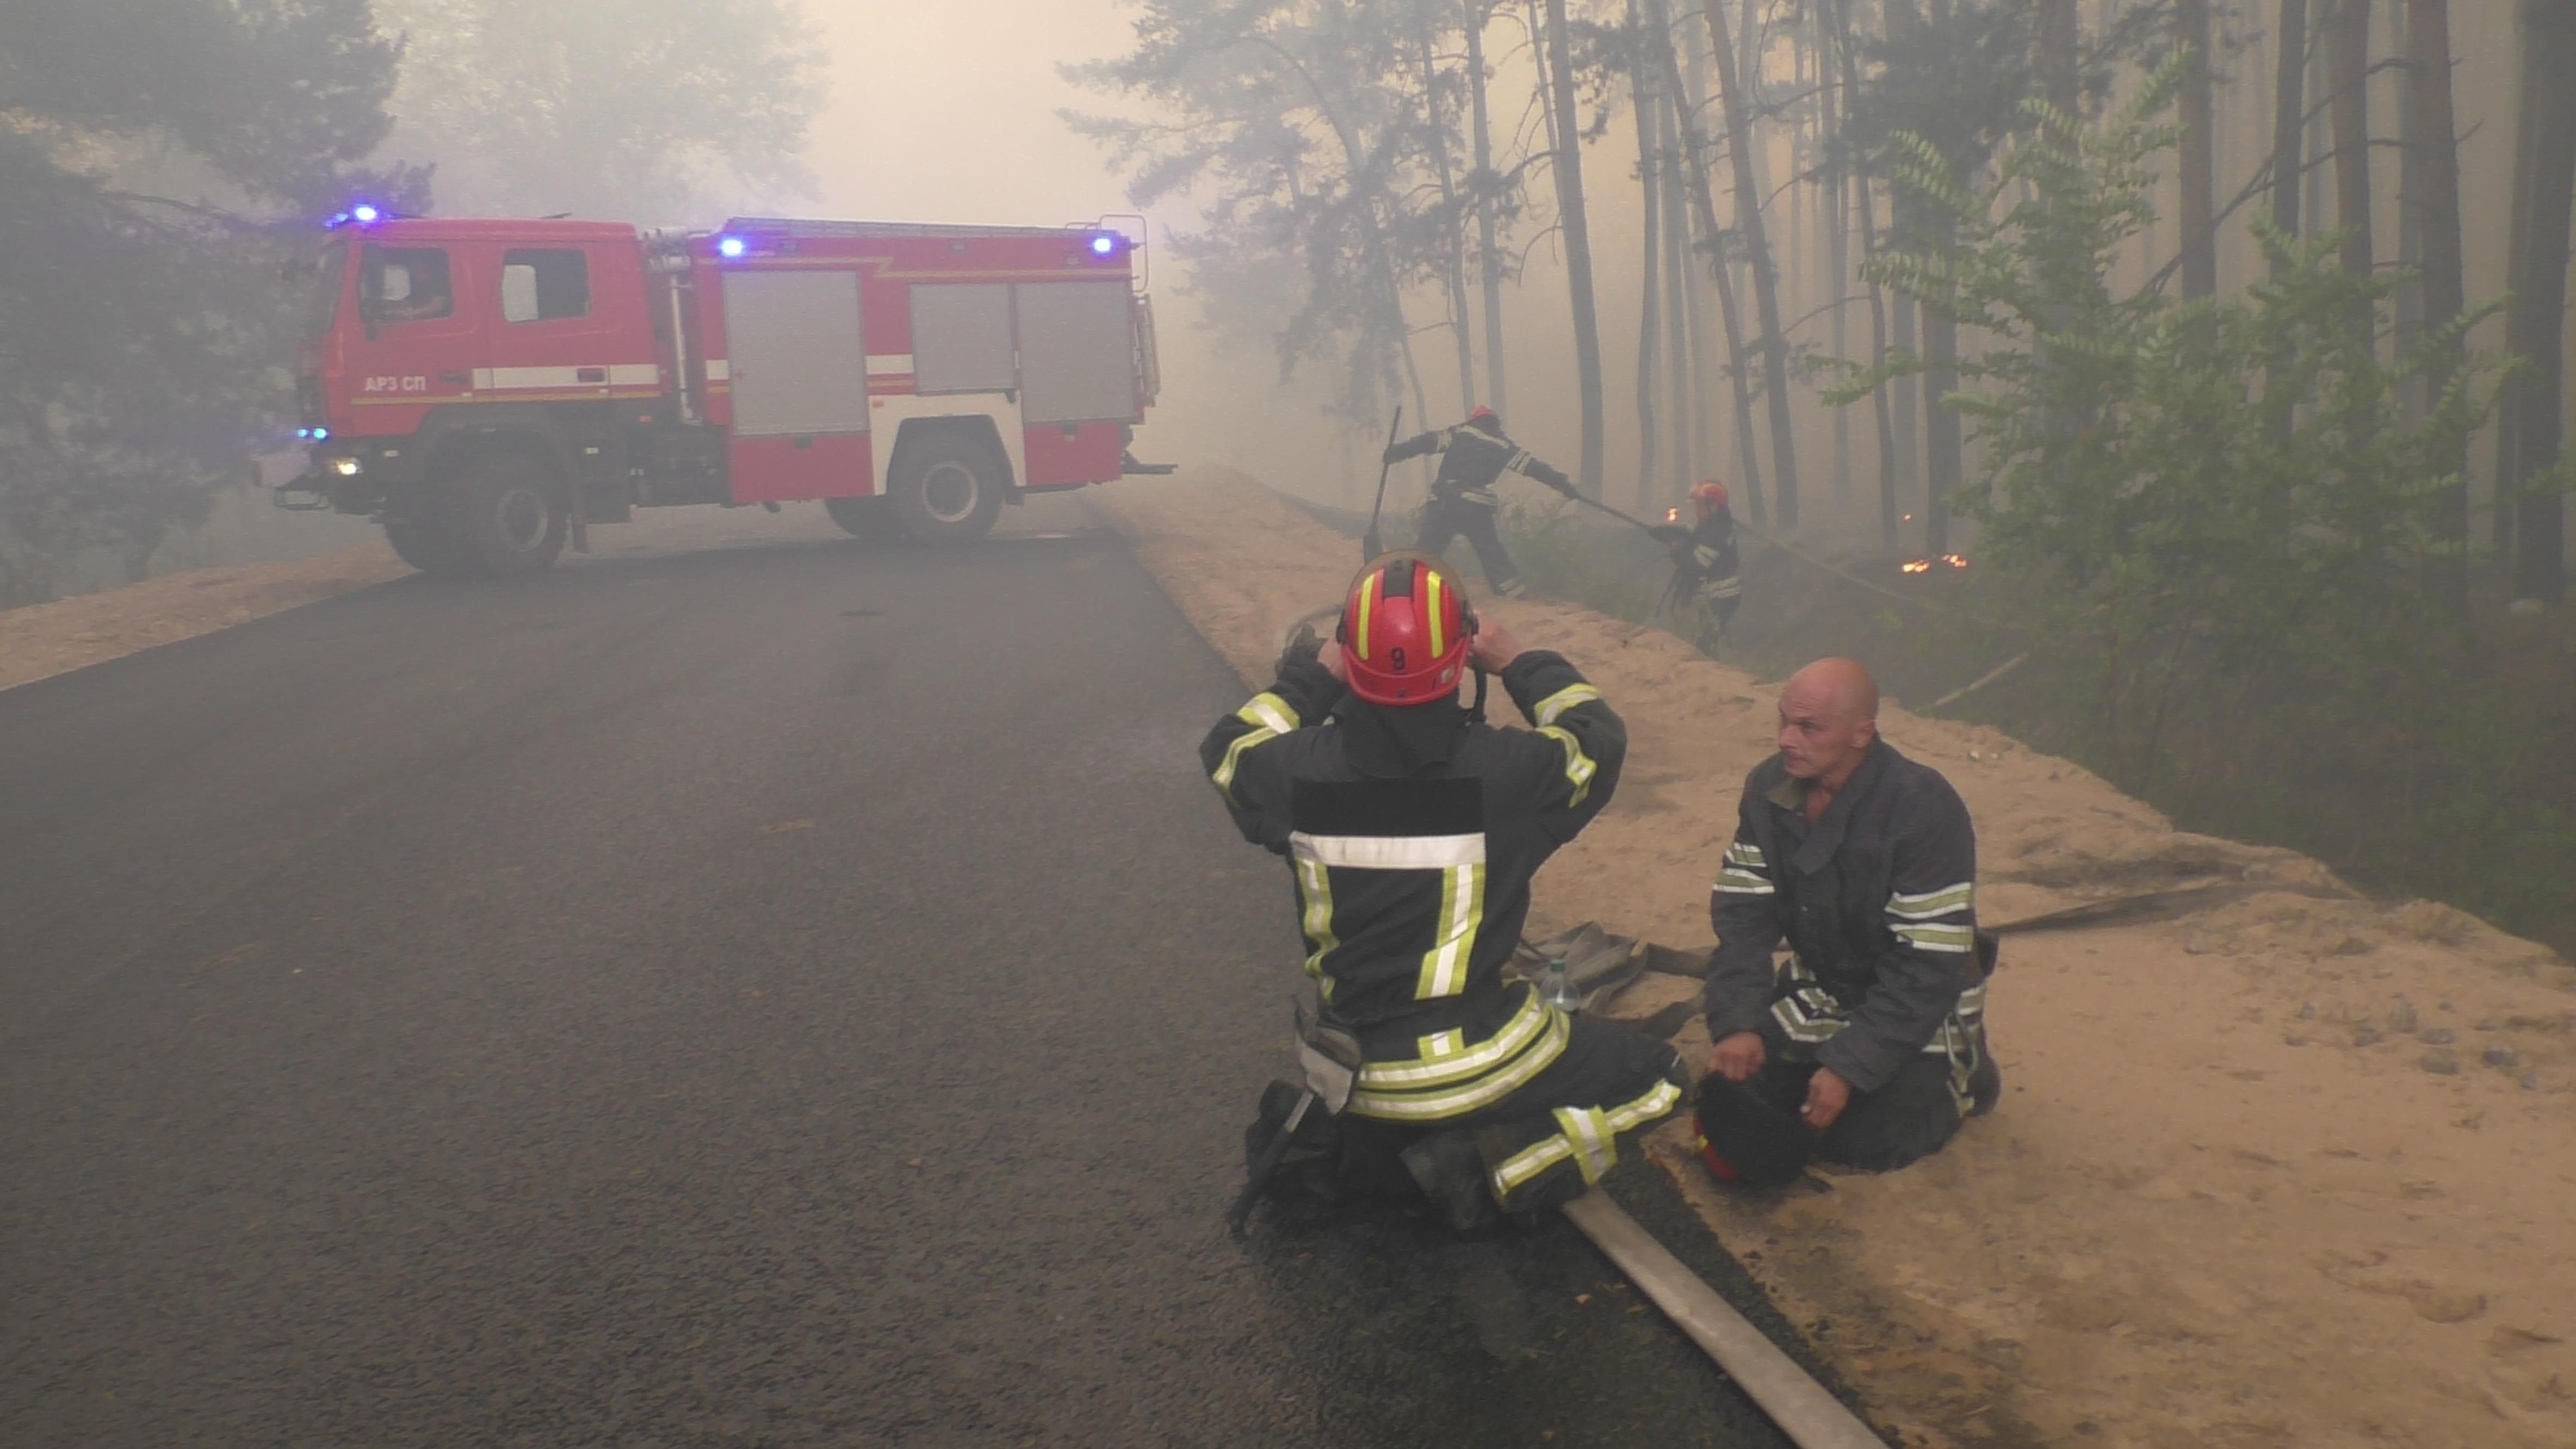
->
xmin=2177 ymin=0 xmax=2219 ymax=296
xmin=1658 ymin=21 xmax=1771 ymax=523
xmin=1663 ymin=72 xmax=1696 ymax=494
xmin=2265 ymin=0 xmax=2310 ymax=441
xmin=1825 ymin=0 xmax=1901 ymax=546
xmin=2388 ymin=0 xmax=2423 ymax=422
xmin=2039 ymin=0 xmax=2079 ymax=120
xmin=1465 ymin=2 xmax=1508 ymax=416
xmin=2503 ymin=0 xmax=2576 ymax=604
xmin=1921 ymin=225 xmax=1963 ymax=556
xmin=1703 ymin=0 xmax=1802 ymax=527
xmin=2328 ymin=0 xmax=2374 ymax=296
xmin=2305 ymin=25 xmax=2331 ymax=238
xmin=2405 ymin=0 xmax=2468 ymax=610
xmin=2271 ymin=0 xmax=2309 ymax=240
xmin=1819 ymin=5 xmax=1851 ymax=504
xmin=1542 ymin=0 xmax=1608 ymax=495
xmin=1632 ymin=0 xmax=1663 ymax=510
xmin=1417 ymin=2 xmax=1478 ymax=411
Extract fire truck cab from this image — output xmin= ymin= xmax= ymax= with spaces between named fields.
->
xmin=286 ymin=212 xmax=1165 ymax=575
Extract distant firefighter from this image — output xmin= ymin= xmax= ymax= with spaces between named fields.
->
xmin=1651 ymin=481 xmax=1743 ymax=651
xmin=1694 ymin=658 xmax=1999 ymax=1188
xmin=1383 ymin=406 xmax=1576 ymax=599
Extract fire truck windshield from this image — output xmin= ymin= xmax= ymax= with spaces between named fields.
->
xmin=301 ymin=238 xmax=348 ymax=337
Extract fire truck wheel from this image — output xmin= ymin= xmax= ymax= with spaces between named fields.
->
xmin=888 ymin=433 xmax=1005 ymax=544
xmin=382 ymin=513 xmax=472 ymax=576
xmin=460 ymin=452 xmax=568 ymax=576
xmin=823 ymin=496 xmax=901 ymax=543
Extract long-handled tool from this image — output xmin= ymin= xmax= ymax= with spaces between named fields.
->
xmin=1563 ymin=489 xmax=1673 ymax=538
xmin=1361 ymin=406 xmax=1403 ymax=560
xmin=1227 ymin=998 xmax=1362 ymax=1236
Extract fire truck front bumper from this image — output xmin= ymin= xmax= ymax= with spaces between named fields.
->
xmin=270 ymin=442 xmax=419 ymax=515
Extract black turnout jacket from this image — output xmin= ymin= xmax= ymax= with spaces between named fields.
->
xmin=1386 ymin=424 xmax=1574 ymax=508
xmin=1671 ymin=508 xmax=1740 ymax=584
xmin=1702 ymin=739 xmax=1983 ymax=1093
xmin=1202 ymin=649 xmax=1623 ymax=1055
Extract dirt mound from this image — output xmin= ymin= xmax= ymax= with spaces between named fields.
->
xmin=1094 ymin=468 xmax=2576 ymax=1449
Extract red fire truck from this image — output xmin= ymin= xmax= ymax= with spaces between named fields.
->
xmin=281 ymin=210 xmax=1167 ymax=575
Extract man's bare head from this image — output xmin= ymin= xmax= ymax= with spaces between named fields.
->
xmin=1776 ymin=658 xmax=1879 ymax=784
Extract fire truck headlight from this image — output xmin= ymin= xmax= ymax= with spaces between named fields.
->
xmin=330 ymin=457 xmax=362 ymax=477
xmin=717 ymin=236 xmax=746 ymax=258
xmin=1091 ymin=234 xmax=1118 ymax=256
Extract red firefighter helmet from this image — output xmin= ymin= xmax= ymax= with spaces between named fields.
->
xmin=1690 ymin=480 xmax=1731 ymax=520
xmin=1337 ymin=553 xmax=1474 ymax=705
xmin=1463 ymin=404 xmax=1502 ymax=435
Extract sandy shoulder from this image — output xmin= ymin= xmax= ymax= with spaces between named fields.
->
xmin=0 ymin=543 xmax=408 ymax=694
xmin=1095 ymin=468 xmax=2576 ymax=1449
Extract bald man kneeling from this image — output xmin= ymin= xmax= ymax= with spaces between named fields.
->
xmin=1693 ymin=658 xmax=2000 ymax=1186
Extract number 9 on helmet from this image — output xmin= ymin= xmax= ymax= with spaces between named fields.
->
xmin=1337 ymin=552 xmax=1476 ymax=705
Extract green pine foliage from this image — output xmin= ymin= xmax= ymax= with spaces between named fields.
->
xmin=0 ymin=0 xmax=414 ymax=606
xmin=1832 ymin=65 xmax=2506 ymax=774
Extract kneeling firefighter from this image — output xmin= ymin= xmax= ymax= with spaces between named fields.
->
xmin=1199 ymin=554 xmax=1686 ymax=1229
xmin=1651 ymin=481 xmax=1743 ymax=649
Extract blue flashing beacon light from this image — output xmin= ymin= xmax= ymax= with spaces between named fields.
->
xmin=1090 ymin=234 xmax=1118 ymax=256
xmin=716 ymin=236 xmax=747 ymax=259
xmin=349 ymin=203 xmax=381 ymax=225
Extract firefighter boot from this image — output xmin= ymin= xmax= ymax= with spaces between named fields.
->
xmin=1400 ymin=1128 xmax=1503 ymax=1232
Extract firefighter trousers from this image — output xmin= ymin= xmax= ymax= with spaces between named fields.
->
xmin=1417 ymin=497 xmax=1527 ymax=597
xmin=1335 ymin=1010 xmax=1684 ymax=1222
xmin=1693 ymin=1049 xmax=1988 ymax=1188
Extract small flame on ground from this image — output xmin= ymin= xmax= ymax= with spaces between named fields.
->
xmin=1941 ymin=553 xmax=1970 ymax=569
xmin=1901 ymin=559 xmax=1934 ymax=574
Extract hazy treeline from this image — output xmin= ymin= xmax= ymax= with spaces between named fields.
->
xmin=1075 ymin=0 xmax=2576 ymax=950
xmin=1071 ymin=0 xmax=2575 ymax=602
xmin=0 ymin=0 xmax=820 ymax=608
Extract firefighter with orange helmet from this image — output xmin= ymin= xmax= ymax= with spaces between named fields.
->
xmin=1199 ymin=553 xmax=1685 ymax=1229
xmin=1652 ymin=480 xmax=1744 ymax=648
xmin=1383 ymin=406 xmax=1576 ymax=599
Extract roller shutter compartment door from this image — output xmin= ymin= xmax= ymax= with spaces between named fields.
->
xmin=723 ymin=269 xmax=869 ymax=436
xmin=908 ymin=283 xmax=1016 ymax=395
xmin=1013 ymin=280 xmax=1139 ymax=424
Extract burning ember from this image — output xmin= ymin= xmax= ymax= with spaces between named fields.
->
xmin=1664 ymin=506 xmax=1682 ymax=523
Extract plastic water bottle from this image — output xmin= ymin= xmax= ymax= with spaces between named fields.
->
xmin=1540 ymin=956 xmax=1582 ymax=1015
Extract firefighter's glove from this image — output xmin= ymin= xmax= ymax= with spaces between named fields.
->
xmin=1277 ymin=624 xmax=1325 ymax=676
xmin=1380 ymin=444 xmax=1406 ymax=466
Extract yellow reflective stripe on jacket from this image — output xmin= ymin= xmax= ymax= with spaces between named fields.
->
xmin=1530 ymin=682 xmax=1602 ymax=727
xmin=1209 ymin=691 xmax=1301 ymax=803
xmin=1886 ymin=881 xmax=1974 ymax=920
xmin=1295 ymin=857 xmax=1337 ymax=1003
xmin=1357 ymin=987 xmax=1551 ymax=1091
xmin=1537 ymin=726 xmax=1598 ymax=807
xmin=1413 ymin=863 xmax=1484 ymax=1000
xmin=1346 ymin=1006 xmax=1570 ymax=1121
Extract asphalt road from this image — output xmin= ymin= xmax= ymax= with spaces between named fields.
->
xmin=1 ymin=502 xmax=1806 ymax=1448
